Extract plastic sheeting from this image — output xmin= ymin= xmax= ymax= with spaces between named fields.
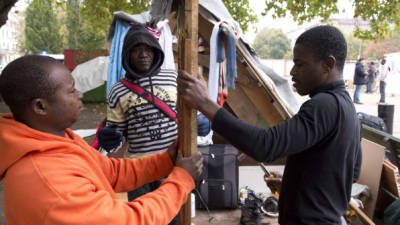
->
xmin=71 ymin=56 xmax=109 ymax=93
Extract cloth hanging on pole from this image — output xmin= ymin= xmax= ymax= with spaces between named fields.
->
xmin=217 ymin=25 xmax=237 ymax=89
xmin=106 ymin=20 xmax=130 ymax=95
xmin=157 ymin=19 xmax=176 ymax=70
xmin=208 ymin=24 xmax=221 ymax=103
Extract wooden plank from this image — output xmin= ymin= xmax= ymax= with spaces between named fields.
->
xmin=177 ymin=0 xmax=198 ymax=224
xmin=198 ymin=15 xmax=213 ymax=46
xmin=349 ymin=201 xmax=376 ymax=225
xmin=375 ymin=160 xmax=400 ymax=215
xmin=235 ymin=39 xmax=292 ymax=120
xmin=239 ymin=84 xmax=284 ymax=127
xmin=358 ymin=138 xmax=386 ymax=218
xmin=382 ymin=160 xmax=400 ymax=197
xmin=226 ymin=85 xmax=269 ymax=128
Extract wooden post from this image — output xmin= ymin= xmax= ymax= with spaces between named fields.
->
xmin=177 ymin=0 xmax=198 ymax=224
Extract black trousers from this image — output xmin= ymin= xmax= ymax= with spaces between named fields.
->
xmin=128 ymin=179 xmax=179 ymax=225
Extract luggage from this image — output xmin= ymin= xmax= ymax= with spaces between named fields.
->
xmin=357 ymin=112 xmax=388 ymax=132
xmin=195 ymin=144 xmax=239 ymax=209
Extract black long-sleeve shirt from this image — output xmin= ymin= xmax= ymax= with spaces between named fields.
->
xmin=212 ymin=80 xmax=362 ymax=225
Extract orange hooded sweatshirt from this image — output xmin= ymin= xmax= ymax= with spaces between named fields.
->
xmin=0 ymin=113 xmax=194 ymax=225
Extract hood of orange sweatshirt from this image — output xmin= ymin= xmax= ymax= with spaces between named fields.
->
xmin=0 ymin=113 xmax=83 ymax=180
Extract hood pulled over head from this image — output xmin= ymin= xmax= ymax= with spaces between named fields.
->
xmin=122 ymin=23 xmax=164 ymax=80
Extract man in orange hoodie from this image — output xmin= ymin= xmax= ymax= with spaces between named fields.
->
xmin=0 ymin=55 xmax=203 ymax=225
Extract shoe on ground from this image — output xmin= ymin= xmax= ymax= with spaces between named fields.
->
xmin=354 ymin=101 xmax=363 ymax=104
xmin=240 ymin=192 xmax=263 ymax=225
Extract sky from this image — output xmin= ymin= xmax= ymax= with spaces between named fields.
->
xmin=244 ymin=0 xmax=355 ymax=43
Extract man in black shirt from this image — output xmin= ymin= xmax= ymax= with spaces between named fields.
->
xmin=177 ymin=25 xmax=362 ymax=225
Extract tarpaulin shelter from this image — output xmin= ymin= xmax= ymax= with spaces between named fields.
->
xmin=106 ymin=0 xmax=299 ymax=137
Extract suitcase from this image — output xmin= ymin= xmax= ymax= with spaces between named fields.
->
xmin=357 ymin=112 xmax=388 ymax=132
xmin=195 ymin=144 xmax=239 ymax=209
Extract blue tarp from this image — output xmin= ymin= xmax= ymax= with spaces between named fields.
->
xmin=106 ymin=20 xmax=130 ymax=95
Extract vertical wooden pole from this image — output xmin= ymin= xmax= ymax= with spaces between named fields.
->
xmin=177 ymin=0 xmax=198 ymax=224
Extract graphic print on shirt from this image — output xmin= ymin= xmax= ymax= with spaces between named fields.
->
xmin=107 ymin=70 xmax=178 ymax=156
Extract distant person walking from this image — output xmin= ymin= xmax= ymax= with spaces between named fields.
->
xmin=353 ymin=58 xmax=367 ymax=104
xmin=366 ymin=62 xmax=376 ymax=93
xmin=377 ymin=58 xmax=390 ymax=103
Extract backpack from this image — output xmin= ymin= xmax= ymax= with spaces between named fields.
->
xmin=90 ymin=79 xmax=177 ymax=149
xmin=195 ymin=144 xmax=239 ymax=209
xmin=357 ymin=112 xmax=387 ymax=132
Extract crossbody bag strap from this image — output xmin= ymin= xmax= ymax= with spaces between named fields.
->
xmin=119 ymin=79 xmax=178 ymax=123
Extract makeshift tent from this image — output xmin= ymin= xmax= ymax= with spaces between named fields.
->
xmin=106 ymin=0 xmax=300 ymax=164
xmin=107 ymin=0 xmax=299 ymax=124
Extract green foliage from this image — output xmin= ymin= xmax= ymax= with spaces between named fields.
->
xmin=80 ymin=0 xmax=151 ymax=35
xmin=25 ymin=0 xmax=63 ymax=54
xmin=263 ymin=0 xmax=400 ymax=41
xmin=222 ymin=0 xmax=258 ymax=32
xmin=353 ymin=0 xmax=400 ymax=40
xmin=64 ymin=0 xmax=106 ymax=51
xmin=253 ymin=28 xmax=291 ymax=59
xmin=263 ymin=0 xmax=339 ymax=24
xmin=345 ymin=33 xmax=365 ymax=60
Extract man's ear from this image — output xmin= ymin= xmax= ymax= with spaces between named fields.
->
xmin=323 ymin=55 xmax=336 ymax=73
xmin=31 ymin=98 xmax=48 ymax=116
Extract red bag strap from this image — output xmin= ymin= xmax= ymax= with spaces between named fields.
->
xmin=119 ymin=79 xmax=178 ymax=123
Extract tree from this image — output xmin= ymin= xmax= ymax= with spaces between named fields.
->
xmin=345 ymin=33 xmax=366 ymax=60
xmin=80 ymin=0 xmax=151 ymax=35
xmin=79 ymin=0 xmax=257 ymax=37
xmin=64 ymin=0 xmax=106 ymax=51
xmin=263 ymin=0 xmax=400 ymax=40
xmin=222 ymin=0 xmax=258 ymax=32
xmin=25 ymin=0 xmax=63 ymax=54
xmin=253 ymin=28 xmax=291 ymax=59
xmin=363 ymin=31 xmax=400 ymax=60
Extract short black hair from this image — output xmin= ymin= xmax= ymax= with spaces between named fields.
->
xmin=295 ymin=25 xmax=347 ymax=72
xmin=0 ymin=55 xmax=60 ymax=115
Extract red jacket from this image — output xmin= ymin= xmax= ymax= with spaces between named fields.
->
xmin=0 ymin=113 xmax=194 ymax=225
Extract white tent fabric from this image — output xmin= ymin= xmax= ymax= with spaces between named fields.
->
xmin=71 ymin=56 xmax=109 ymax=93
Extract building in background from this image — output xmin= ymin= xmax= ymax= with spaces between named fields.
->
xmin=0 ymin=1 xmax=27 ymax=73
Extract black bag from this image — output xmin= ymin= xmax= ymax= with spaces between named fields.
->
xmin=195 ymin=144 xmax=239 ymax=209
xmin=357 ymin=112 xmax=388 ymax=132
